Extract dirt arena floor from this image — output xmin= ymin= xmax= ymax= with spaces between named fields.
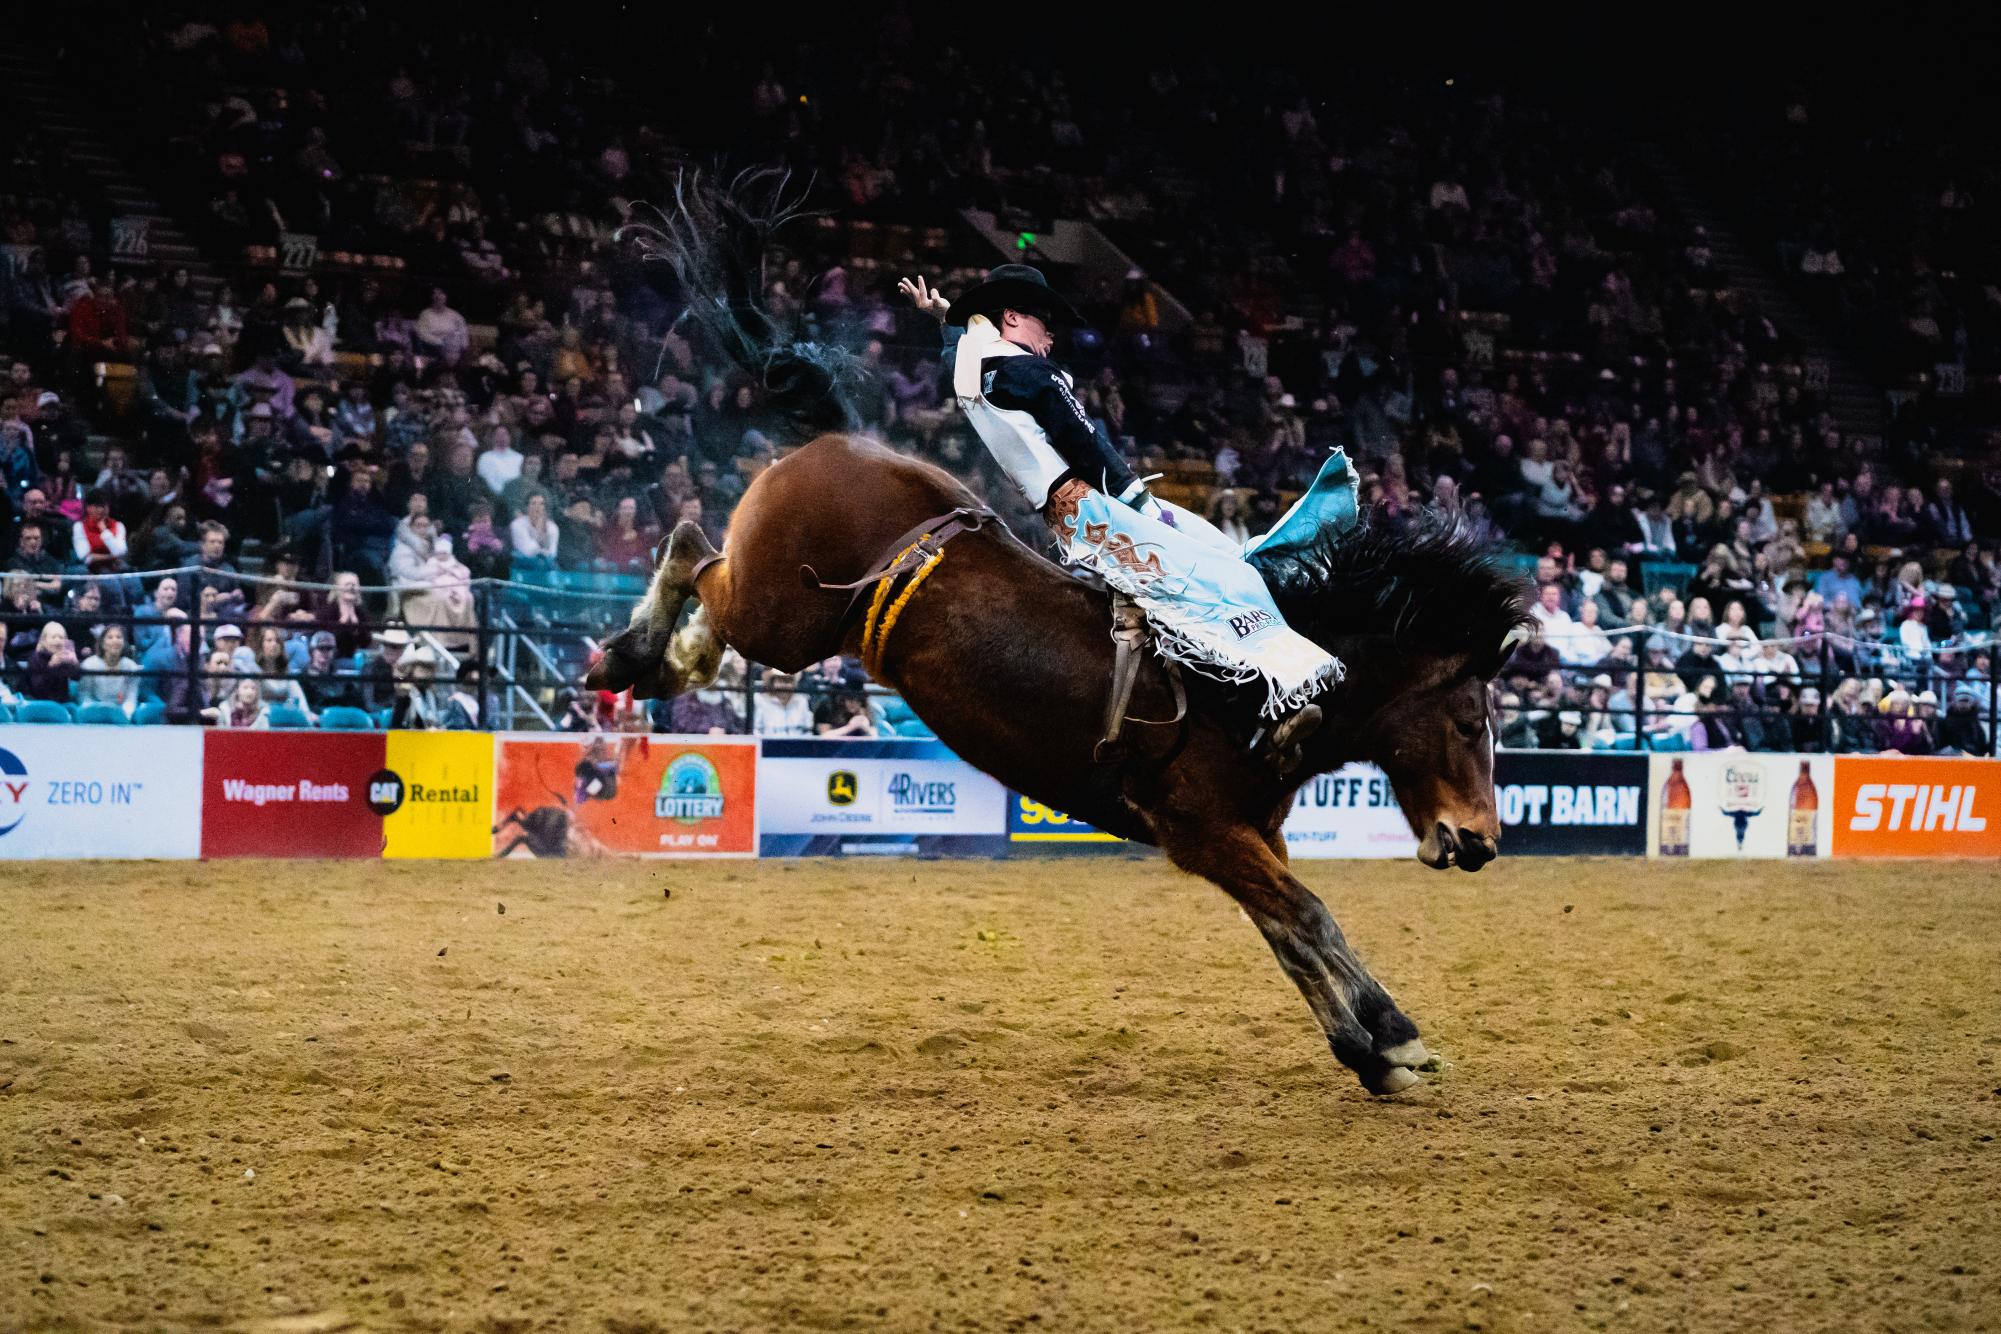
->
xmin=3 ymin=856 xmax=1998 ymax=1333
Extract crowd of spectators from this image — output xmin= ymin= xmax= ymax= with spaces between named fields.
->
xmin=0 ymin=11 xmax=1997 ymax=752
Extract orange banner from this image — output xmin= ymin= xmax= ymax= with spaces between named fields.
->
xmin=1830 ymin=757 xmax=2001 ymax=858
xmin=493 ymin=735 xmax=756 ymax=858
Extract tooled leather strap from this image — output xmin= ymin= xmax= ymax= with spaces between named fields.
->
xmin=800 ymin=506 xmax=994 ymax=628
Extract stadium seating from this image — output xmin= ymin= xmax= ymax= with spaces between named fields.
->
xmin=15 ymin=701 xmax=73 ymax=725
xmin=317 ymin=707 xmax=377 ymax=731
xmin=267 ymin=705 xmax=312 ymax=729
xmin=132 ymin=701 xmax=169 ymax=726
xmin=75 ymin=703 xmax=130 ymax=726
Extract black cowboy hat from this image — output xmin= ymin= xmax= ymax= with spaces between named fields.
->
xmin=946 ymin=263 xmax=1078 ymax=327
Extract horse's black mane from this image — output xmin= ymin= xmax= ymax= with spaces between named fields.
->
xmin=1249 ymin=507 xmax=1534 ymax=666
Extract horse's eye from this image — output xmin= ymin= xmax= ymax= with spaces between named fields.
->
xmin=1454 ymin=718 xmax=1482 ymax=741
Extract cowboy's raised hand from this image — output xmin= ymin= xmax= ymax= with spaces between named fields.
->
xmin=897 ymin=276 xmax=950 ymax=322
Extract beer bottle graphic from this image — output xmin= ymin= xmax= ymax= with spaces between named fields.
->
xmin=1659 ymin=758 xmax=1692 ymax=856
xmin=1787 ymin=761 xmax=1818 ymax=857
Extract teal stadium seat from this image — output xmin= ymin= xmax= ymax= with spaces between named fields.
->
xmin=15 ymin=700 xmax=73 ymax=725
xmin=132 ymin=700 xmax=168 ymax=726
xmin=267 ymin=704 xmax=312 ymax=729
xmin=75 ymin=703 xmax=130 ymax=726
xmin=318 ymin=706 xmax=376 ymax=731
xmin=0 ymin=703 xmax=13 ymax=723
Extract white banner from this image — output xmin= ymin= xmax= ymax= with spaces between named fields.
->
xmin=757 ymin=740 xmax=1005 ymax=837
xmin=1282 ymin=764 xmax=1419 ymax=859
xmin=0 ymin=726 xmax=203 ymax=859
xmin=1647 ymin=752 xmax=1834 ymax=859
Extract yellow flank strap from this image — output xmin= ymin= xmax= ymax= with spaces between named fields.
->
xmin=861 ymin=539 xmax=947 ymax=679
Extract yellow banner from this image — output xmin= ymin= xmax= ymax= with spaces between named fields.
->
xmin=381 ymin=731 xmax=494 ymax=859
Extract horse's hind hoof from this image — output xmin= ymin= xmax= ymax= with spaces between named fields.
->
xmin=1373 ymin=1066 xmax=1421 ymax=1095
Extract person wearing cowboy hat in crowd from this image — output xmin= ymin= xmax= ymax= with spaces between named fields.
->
xmin=359 ymin=625 xmax=413 ymax=714
xmin=899 ymin=266 xmax=1341 ymax=768
xmin=389 ymin=643 xmax=444 ymax=729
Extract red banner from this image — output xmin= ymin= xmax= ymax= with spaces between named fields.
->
xmin=201 ymin=731 xmax=388 ymax=858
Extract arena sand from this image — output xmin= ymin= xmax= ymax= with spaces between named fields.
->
xmin=2 ymin=857 xmax=1996 ymax=1333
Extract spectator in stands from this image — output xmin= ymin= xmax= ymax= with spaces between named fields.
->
xmin=389 ymin=514 xmax=476 ymax=648
xmin=459 ymin=499 xmax=507 ymax=579
xmin=249 ymin=625 xmax=308 ymax=714
xmin=137 ymin=612 xmax=194 ymax=720
xmin=67 ymin=278 xmax=137 ymax=363
xmin=232 ymin=350 xmax=296 ymax=422
xmin=414 ymin=288 xmax=470 ymax=366
xmin=1553 ymin=599 xmax=1613 ymax=667
xmin=25 ymin=622 xmax=82 ymax=703
xmin=476 ymin=425 xmax=524 ymax=495
xmin=76 ymin=622 xmax=139 ymax=717
xmin=71 ymin=490 xmax=130 ymax=577
xmin=509 ymin=491 xmax=559 ymax=575
xmin=1939 ymin=687 xmax=1992 ymax=756
xmin=752 ymin=670 xmax=815 ymax=736
xmin=209 ymin=623 xmax=255 ymax=675
xmin=184 ymin=521 xmax=246 ymax=617
xmin=296 ymin=630 xmax=354 ymax=717
xmin=216 ymin=676 xmax=270 ymax=729
xmin=9 ymin=521 xmax=65 ymax=598
xmin=1528 ymin=581 xmax=1571 ymax=634
xmin=596 ymin=496 xmax=656 ymax=573
xmin=129 ymin=575 xmax=179 ymax=654
xmin=658 ymin=652 xmax=745 ymax=735
xmin=1687 ymin=676 xmax=1741 ymax=751
xmin=310 ymin=570 xmax=366 ymax=657
xmin=359 ymin=627 xmax=411 ymax=713
xmin=441 ymin=662 xmax=483 ymax=730
xmin=389 ymin=645 xmax=442 ymax=728
xmin=280 ymin=298 xmax=335 ymax=373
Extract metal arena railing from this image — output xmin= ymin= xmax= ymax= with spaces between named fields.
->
xmin=3 ymin=566 xmax=1996 ymax=753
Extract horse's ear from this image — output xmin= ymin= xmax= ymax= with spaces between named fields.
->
xmin=1474 ymin=624 xmax=1529 ymax=679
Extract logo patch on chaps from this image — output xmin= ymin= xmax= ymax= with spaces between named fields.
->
xmin=1229 ymin=609 xmax=1276 ymax=639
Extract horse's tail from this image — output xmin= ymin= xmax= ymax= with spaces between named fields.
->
xmin=618 ymin=167 xmax=865 ymax=438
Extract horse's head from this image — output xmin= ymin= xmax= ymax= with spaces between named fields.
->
xmin=1347 ymin=629 xmax=1524 ymax=871
xmin=1250 ymin=508 xmax=1533 ymax=873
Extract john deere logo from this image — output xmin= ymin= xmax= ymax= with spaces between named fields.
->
xmin=827 ymin=770 xmax=859 ymax=806
xmin=656 ymin=753 xmax=724 ymax=824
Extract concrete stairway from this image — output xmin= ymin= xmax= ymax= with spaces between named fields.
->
xmin=1643 ymin=147 xmax=1888 ymax=442
xmin=0 ymin=44 xmax=223 ymax=301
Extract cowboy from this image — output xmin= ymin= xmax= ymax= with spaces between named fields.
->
xmin=900 ymin=266 xmax=1340 ymax=762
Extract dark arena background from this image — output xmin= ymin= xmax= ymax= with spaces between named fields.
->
xmin=2 ymin=6 xmax=1998 ymax=1331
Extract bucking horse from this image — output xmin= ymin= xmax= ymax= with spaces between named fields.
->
xmin=587 ymin=175 xmax=1532 ymax=1096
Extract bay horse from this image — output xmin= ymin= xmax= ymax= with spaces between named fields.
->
xmin=587 ymin=434 xmax=1530 ymax=1095
xmin=588 ymin=176 xmax=1532 ymax=1096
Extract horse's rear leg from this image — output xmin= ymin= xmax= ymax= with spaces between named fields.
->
xmin=584 ymin=522 xmax=722 ymax=698
xmin=1171 ymin=823 xmax=1428 ymax=1096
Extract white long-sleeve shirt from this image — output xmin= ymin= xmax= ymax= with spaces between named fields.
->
xmin=509 ymin=514 xmax=559 ymax=560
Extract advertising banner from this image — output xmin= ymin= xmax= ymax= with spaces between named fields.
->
xmin=380 ymin=731 xmax=494 ymax=859
xmin=493 ymin=734 xmax=755 ymax=858
xmin=0 ymin=726 xmax=203 ymax=859
xmin=1646 ymin=752 xmax=1834 ymax=859
xmin=1492 ymin=752 xmax=1648 ymax=856
xmin=759 ymin=738 xmax=1006 ymax=856
xmin=201 ymin=731 xmax=386 ymax=858
xmin=1007 ymin=792 xmax=1123 ymax=845
xmin=1831 ymin=756 xmax=2001 ymax=858
xmin=1283 ymin=765 xmax=1418 ymax=859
